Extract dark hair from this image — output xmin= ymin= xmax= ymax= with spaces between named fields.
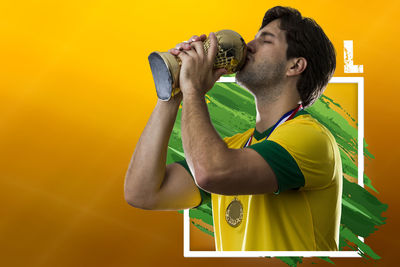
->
xmin=260 ymin=6 xmax=336 ymax=107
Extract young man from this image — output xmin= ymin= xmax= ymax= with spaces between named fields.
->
xmin=124 ymin=6 xmax=342 ymax=251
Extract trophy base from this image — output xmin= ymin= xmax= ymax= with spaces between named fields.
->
xmin=148 ymin=52 xmax=179 ymax=101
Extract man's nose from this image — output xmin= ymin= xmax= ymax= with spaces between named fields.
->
xmin=246 ymin=39 xmax=256 ymax=54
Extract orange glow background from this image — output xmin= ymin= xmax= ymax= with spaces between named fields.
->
xmin=0 ymin=0 xmax=398 ymax=266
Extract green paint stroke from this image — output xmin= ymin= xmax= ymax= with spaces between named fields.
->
xmin=167 ymin=81 xmax=387 ymax=265
xmin=276 ymin=257 xmax=303 ymax=266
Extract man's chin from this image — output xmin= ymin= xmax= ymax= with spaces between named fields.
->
xmin=235 ymin=71 xmax=258 ymax=95
xmin=235 ymin=70 xmax=248 ymax=87
xmin=234 ymin=73 xmax=242 ymax=86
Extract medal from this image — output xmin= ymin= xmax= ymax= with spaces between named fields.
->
xmin=225 ymin=104 xmax=303 ymax=227
xmin=225 ymin=197 xmax=243 ymax=227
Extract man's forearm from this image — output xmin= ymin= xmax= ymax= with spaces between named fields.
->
xmin=181 ymin=94 xmax=229 ymax=181
xmin=125 ymin=98 xmax=181 ymax=207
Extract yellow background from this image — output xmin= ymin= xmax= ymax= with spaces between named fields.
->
xmin=0 ymin=0 xmax=399 ymax=266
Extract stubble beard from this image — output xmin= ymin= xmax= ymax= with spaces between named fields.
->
xmin=236 ymin=59 xmax=286 ymax=103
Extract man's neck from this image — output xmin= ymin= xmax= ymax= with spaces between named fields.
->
xmin=254 ymin=93 xmax=301 ymax=133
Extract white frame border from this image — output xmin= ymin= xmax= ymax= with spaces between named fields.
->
xmin=183 ymin=77 xmax=364 ymax=258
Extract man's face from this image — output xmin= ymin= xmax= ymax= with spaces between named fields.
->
xmin=236 ymin=19 xmax=289 ymax=96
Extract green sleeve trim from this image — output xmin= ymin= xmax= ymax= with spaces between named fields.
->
xmin=247 ymin=140 xmax=305 ymax=193
xmin=175 ymin=159 xmax=211 ymax=207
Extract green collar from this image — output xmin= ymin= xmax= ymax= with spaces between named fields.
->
xmin=253 ymin=126 xmax=273 ymax=141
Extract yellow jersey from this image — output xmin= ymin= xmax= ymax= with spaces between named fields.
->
xmin=177 ymin=110 xmax=342 ymax=251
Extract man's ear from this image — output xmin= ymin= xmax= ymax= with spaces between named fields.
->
xmin=287 ymin=57 xmax=307 ymax=77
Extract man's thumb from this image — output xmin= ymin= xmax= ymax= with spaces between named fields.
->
xmin=213 ymin=68 xmax=228 ymax=81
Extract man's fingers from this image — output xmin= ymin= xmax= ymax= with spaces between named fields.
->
xmin=207 ymin=32 xmax=219 ymax=64
xmin=199 ymin=34 xmax=207 ymax=41
xmin=190 ymin=41 xmax=205 ymax=58
xmin=182 ymin=48 xmax=198 ymax=58
xmin=176 ymin=42 xmax=191 ymax=51
xmin=170 ymin=34 xmax=207 ymax=56
xmin=213 ymin=68 xmax=228 ymax=82
xmin=189 ymin=35 xmax=199 ymax=42
xmin=176 ymin=49 xmax=190 ymax=61
xmin=189 ymin=34 xmax=206 ymax=42
xmin=168 ymin=48 xmax=181 ymax=56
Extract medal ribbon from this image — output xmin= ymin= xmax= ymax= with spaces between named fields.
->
xmin=244 ymin=104 xmax=303 ymax=148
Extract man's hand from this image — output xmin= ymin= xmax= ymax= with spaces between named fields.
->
xmin=168 ymin=33 xmax=227 ymax=98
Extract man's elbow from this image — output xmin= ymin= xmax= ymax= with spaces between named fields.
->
xmin=192 ymin=154 xmax=231 ymax=193
xmin=124 ymin=188 xmax=156 ymax=210
xmin=195 ymin=166 xmax=243 ymax=195
xmin=195 ymin=171 xmax=222 ymax=193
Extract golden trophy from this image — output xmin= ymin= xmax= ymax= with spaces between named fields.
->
xmin=148 ymin=30 xmax=247 ymax=101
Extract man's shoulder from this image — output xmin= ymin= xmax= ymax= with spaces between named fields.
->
xmin=266 ymin=112 xmax=341 ymax=190
xmin=273 ymin=112 xmax=335 ymax=144
xmin=268 ymin=112 xmax=340 ymax=166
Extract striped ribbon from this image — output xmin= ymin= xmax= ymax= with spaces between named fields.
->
xmin=244 ymin=104 xmax=303 ymax=148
